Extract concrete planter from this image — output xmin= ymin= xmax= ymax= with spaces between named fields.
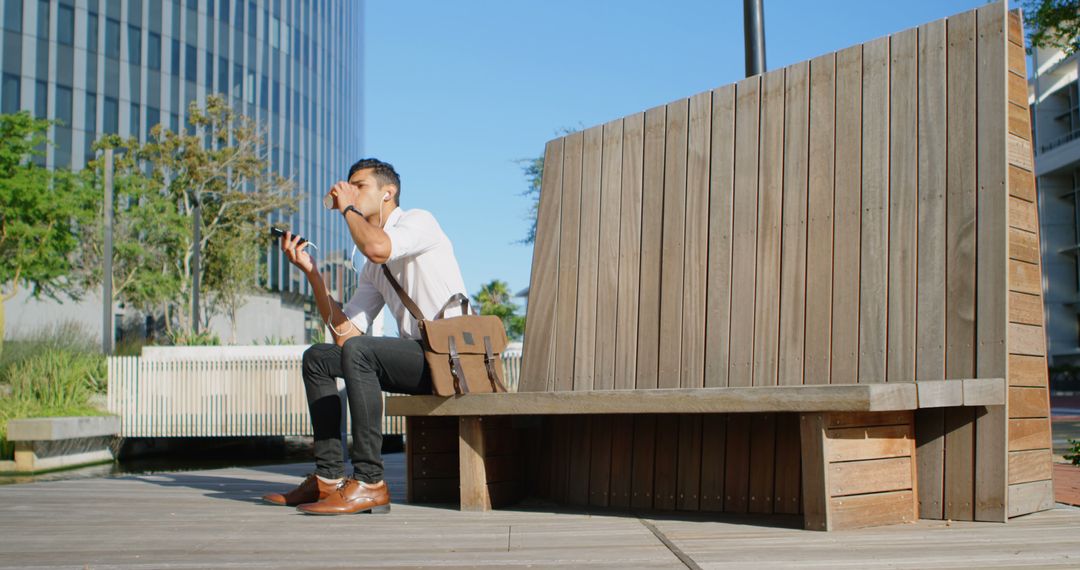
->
xmin=1 ymin=416 xmax=120 ymax=473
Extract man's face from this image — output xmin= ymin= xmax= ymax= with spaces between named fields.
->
xmin=348 ymin=168 xmax=388 ymax=211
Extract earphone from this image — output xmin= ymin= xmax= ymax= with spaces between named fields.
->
xmin=383 ymin=192 xmax=390 ymax=201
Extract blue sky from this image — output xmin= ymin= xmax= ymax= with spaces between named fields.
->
xmin=363 ymin=0 xmax=995 ymax=307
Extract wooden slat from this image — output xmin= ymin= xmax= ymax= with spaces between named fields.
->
xmin=826 ymin=424 xmax=913 ymax=463
xmin=728 ymin=76 xmax=761 ymax=388
xmin=975 ymin=0 xmax=1009 ymax=523
xmin=1009 ymin=386 xmax=1048 ymax=418
xmin=386 ymin=383 xmax=920 ymax=417
xmin=859 ymin=36 xmax=890 ymax=385
xmin=1007 ymin=40 xmax=1024 ymax=77
xmin=567 ymin=415 xmax=591 ymax=505
xmin=1009 ymin=226 xmax=1040 ymax=264
xmin=653 ymin=414 xmax=680 ymax=510
xmin=748 ymin=413 xmax=777 ymax=513
xmin=944 ymin=406 xmax=975 ymax=520
xmin=916 ymin=408 xmax=946 ymax=518
xmin=804 ymin=53 xmax=836 ymax=386
xmin=828 ymin=490 xmax=917 ymax=530
xmin=800 ymin=412 xmax=830 ymax=530
xmin=828 ymin=411 xmax=913 ymax=429
xmin=1008 ymin=449 xmax=1053 ymax=485
xmin=553 ymin=132 xmax=583 ymax=392
xmin=753 ymin=68 xmax=785 ymax=388
xmin=635 ymin=106 xmax=666 ymax=390
xmin=588 ymin=414 xmax=612 ymax=507
xmin=631 ymin=414 xmax=656 ymax=509
xmin=594 ymin=120 xmax=624 ymax=392
xmin=658 ymin=99 xmax=689 ymax=390
xmin=1008 ymin=479 xmax=1055 ymax=518
xmin=1008 ymin=9 xmax=1023 ymax=45
xmin=1008 ymin=354 xmax=1047 ymax=387
xmin=889 ymin=28 xmax=918 ymax=384
xmin=1009 ymin=259 xmax=1041 ymax=296
xmin=773 ymin=413 xmax=801 ymax=514
xmin=519 ymin=139 xmax=563 ymax=392
xmin=778 ymin=61 xmax=809 ymax=387
xmin=916 ymin=18 xmax=948 ymax=383
xmin=705 ymin=85 xmax=736 ymax=388
xmin=614 ymin=114 xmax=645 ymax=390
xmin=724 ymin=414 xmax=751 ymax=513
xmin=1009 ymin=291 xmax=1043 ymax=326
xmin=700 ymin=414 xmax=728 ymax=512
xmin=1008 ymin=103 xmax=1029 ymax=139
xmin=1008 ymin=72 xmax=1028 ymax=107
xmin=944 ymin=10 xmax=978 ymax=523
xmin=459 ymin=417 xmax=491 ymax=511
xmin=1007 ymin=134 xmax=1033 ymax=171
xmin=1008 ymin=418 xmax=1052 ymax=451
xmin=608 ymin=415 xmax=634 ymax=507
xmin=829 ymin=456 xmax=913 ymax=497
xmin=572 ymin=125 xmax=604 ymax=391
xmin=681 ymin=92 xmax=711 ymax=389
xmin=831 ymin=44 xmax=863 ymax=385
xmin=676 ymin=414 xmax=703 ymax=510
xmin=1009 ymin=323 xmax=1046 ymax=356
xmin=1009 ymin=195 xmax=1038 ymax=232
xmin=550 ymin=416 xmax=570 ymax=502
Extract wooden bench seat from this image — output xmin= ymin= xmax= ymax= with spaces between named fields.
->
xmin=391 ymin=1 xmax=1054 ymax=532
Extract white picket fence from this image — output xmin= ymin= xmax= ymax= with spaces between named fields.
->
xmin=107 ymin=346 xmax=522 ymax=438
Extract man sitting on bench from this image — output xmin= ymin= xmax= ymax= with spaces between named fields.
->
xmin=263 ymin=158 xmax=468 ymax=515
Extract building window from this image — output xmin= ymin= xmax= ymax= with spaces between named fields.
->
xmin=3 ymin=0 xmax=21 ymax=33
xmin=146 ymin=106 xmax=160 ymax=136
xmin=105 ymin=18 xmax=120 ymax=59
xmin=85 ymin=92 xmax=97 ymax=133
xmin=127 ymin=25 xmax=141 ymax=65
xmin=185 ymin=43 xmax=196 ymax=82
xmin=130 ymin=102 xmax=140 ymax=139
xmin=87 ymin=11 xmax=98 ymax=53
xmin=148 ymin=32 xmax=161 ymax=71
xmin=57 ymin=4 xmax=74 ymax=45
xmin=259 ymin=74 xmax=267 ymax=110
xmin=219 ymin=0 xmax=229 ymax=23
xmin=1 ymin=74 xmax=18 ymax=114
xmin=55 ymin=85 xmax=72 ymax=126
xmin=36 ymin=0 xmax=48 ymax=39
xmin=34 ymin=80 xmax=46 ymax=119
xmin=104 ymin=96 xmax=118 ymax=134
xmin=247 ymin=1 xmax=255 ymax=35
xmin=217 ymin=55 xmax=227 ymax=93
xmin=171 ymin=39 xmax=180 ymax=75
xmin=205 ymin=50 xmax=213 ymax=86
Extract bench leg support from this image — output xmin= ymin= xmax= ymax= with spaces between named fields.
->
xmin=459 ymin=416 xmax=491 ymax=511
xmin=801 ymin=411 xmax=919 ymax=531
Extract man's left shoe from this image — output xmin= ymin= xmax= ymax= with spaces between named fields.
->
xmin=296 ymin=478 xmax=391 ymax=515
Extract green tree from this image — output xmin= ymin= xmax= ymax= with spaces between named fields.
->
xmin=85 ymin=95 xmax=298 ymax=340
xmin=1025 ymin=0 xmax=1080 ymax=53
xmin=473 ymin=279 xmax=525 ymax=341
xmin=74 ymin=136 xmax=186 ymax=322
xmin=0 ymin=112 xmax=90 ymax=356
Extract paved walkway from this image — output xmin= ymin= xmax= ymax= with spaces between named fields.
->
xmin=1 ymin=454 xmax=1079 ymax=568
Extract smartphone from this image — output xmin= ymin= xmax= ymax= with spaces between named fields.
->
xmin=270 ymin=227 xmax=317 ymax=249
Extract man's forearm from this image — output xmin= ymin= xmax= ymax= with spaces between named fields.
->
xmin=343 ymin=208 xmax=392 ymax=264
xmin=305 ymin=267 xmax=360 ymax=344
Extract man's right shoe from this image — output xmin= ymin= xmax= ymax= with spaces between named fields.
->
xmin=261 ymin=474 xmax=339 ymax=506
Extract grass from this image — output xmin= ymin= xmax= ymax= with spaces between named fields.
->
xmin=0 ymin=322 xmax=108 ymax=460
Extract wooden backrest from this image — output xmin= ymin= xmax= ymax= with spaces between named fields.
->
xmin=519 ymin=1 xmax=1033 ymax=397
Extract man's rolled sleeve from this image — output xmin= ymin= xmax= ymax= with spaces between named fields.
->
xmin=341 ymin=276 xmax=385 ymax=334
xmin=384 ymin=210 xmax=441 ymax=262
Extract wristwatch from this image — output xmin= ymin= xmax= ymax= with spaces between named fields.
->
xmin=343 ymin=205 xmax=363 ymax=218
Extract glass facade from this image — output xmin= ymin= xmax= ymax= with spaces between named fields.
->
xmin=0 ymin=0 xmax=364 ymax=301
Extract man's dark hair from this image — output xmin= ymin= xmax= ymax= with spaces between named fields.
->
xmin=348 ymin=158 xmax=401 ymax=205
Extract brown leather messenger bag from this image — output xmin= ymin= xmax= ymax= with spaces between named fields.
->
xmin=381 ymin=265 xmax=510 ymax=396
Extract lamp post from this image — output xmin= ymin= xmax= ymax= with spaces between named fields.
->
xmin=743 ymin=0 xmax=767 ymax=77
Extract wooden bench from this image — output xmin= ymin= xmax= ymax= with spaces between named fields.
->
xmin=387 ymin=1 xmax=1054 ymax=531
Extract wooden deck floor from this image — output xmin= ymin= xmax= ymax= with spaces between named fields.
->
xmin=1 ymin=454 xmax=1079 ymax=568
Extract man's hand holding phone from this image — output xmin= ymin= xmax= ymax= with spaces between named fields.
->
xmin=279 ymin=230 xmax=315 ymax=274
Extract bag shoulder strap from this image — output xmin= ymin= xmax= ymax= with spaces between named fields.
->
xmin=381 ymin=265 xmax=426 ymax=322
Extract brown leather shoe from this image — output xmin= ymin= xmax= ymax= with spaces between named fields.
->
xmin=296 ymin=478 xmax=391 ymax=515
xmin=262 ymin=474 xmax=339 ymax=506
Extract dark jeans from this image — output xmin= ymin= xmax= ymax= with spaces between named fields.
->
xmin=301 ymin=335 xmax=431 ymax=483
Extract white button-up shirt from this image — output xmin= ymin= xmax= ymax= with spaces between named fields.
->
xmin=341 ymin=207 xmax=468 ymax=340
